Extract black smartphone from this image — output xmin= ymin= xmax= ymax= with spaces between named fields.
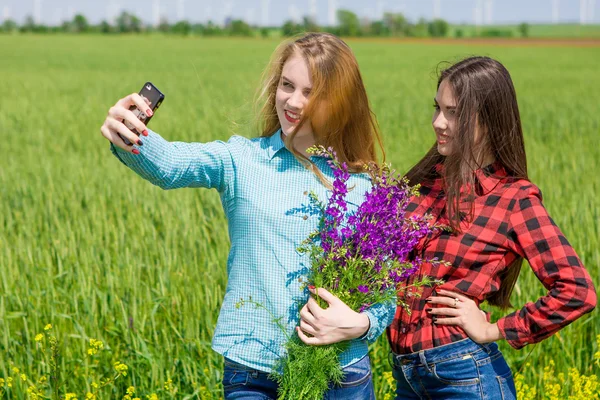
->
xmin=120 ymin=82 xmax=165 ymax=145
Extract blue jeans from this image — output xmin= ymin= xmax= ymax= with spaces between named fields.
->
xmin=222 ymin=354 xmax=375 ymax=399
xmin=390 ymin=338 xmax=516 ymax=399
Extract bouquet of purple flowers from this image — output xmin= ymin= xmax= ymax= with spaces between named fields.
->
xmin=271 ymin=146 xmax=446 ymax=399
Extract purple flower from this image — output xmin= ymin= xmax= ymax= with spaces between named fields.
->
xmin=357 ymin=285 xmax=369 ymax=294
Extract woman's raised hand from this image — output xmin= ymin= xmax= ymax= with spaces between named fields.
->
xmin=100 ymin=93 xmax=152 ymax=153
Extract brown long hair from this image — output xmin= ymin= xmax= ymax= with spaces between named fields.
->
xmin=256 ymin=32 xmax=384 ymax=179
xmin=406 ymin=56 xmax=528 ymax=308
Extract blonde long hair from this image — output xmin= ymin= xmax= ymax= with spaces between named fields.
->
xmin=256 ymin=32 xmax=384 ymax=179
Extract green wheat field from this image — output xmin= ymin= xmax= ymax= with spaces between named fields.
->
xmin=1 ymin=35 xmax=599 ymax=399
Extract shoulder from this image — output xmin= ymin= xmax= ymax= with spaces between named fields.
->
xmin=498 ymin=178 xmax=543 ymax=203
xmin=221 ymin=135 xmax=271 ymax=155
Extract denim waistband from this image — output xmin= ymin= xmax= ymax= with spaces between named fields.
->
xmin=389 ymin=338 xmax=497 ymax=367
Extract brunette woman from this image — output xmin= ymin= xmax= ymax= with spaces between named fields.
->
xmin=387 ymin=56 xmax=596 ymax=399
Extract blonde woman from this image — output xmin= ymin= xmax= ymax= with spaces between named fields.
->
xmin=100 ymin=33 xmax=394 ymax=399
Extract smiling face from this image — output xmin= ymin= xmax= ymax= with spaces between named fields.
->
xmin=275 ymin=52 xmax=314 ymax=141
xmin=432 ymin=78 xmax=458 ymax=156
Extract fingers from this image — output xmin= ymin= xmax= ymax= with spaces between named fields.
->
xmin=427 ymin=296 xmax=461 ymax=308
xmin=308 ymin=286 xmax=340 ymax=305
xmin=427 ymin=307 xmax=461 ymax=317
xmin=305 ymin=296 xmax=324 ymax=318
xmin=432 ymin=317 xmax=461 ymax=325
xmin=436 ymin=289 xmax=470 ymax=302
xmin=299 ymin=304 xmax=317 ymax=327
xmin=116 ymin=93 xmax=153 ymax=117
xmin=100 ymin=123 xmax=139 ymax=153
xmin=299 ymin=320 xmax=317 ymax=336
xmin=107 ymin=105 xmax=147 ymax=136
xmin=296 ymin=326 xmax=320 ymax=345
xmin=105 ymin=118 xmax=143 ymax=147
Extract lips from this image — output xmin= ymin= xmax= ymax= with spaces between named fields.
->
xmin=437 ymin=134 xmax=450 ymax=144
xmin=284 ymin=110 xmax=300 ymax=124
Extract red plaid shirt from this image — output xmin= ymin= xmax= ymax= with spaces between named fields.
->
xmin=388 ymin=163 xmax=596 ymax=354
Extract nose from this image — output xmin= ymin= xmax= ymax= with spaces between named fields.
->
xmin=286 ymin=89 xmax=305 ymax=111
xmin=432 ymin=111 xmax=447 ymax=132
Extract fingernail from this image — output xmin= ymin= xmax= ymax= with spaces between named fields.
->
xmin=132 ymin=149 xmax=140 ymax=155
xmin=146 ymin=109 xmax=153 ymax=116
xmin=433 ymin=317 xmax=438 ymax=322
xmin=137 ymin=139 xmax=143 ymax=146
xmin=425 ymin=298 xmax=432 ymax=302
xmin=308 ymin=285 xmax=315 ymax=290
xmin=426 ymin=308 xmax=432 ymax=313
xmin=142 ymin=129 xmax=148 ymax=136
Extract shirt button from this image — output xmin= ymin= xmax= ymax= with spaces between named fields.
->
xmin=401 ymin=327 xmax=407 ymax=333
xmin=303 ymin=215 xmax=308 ymax=220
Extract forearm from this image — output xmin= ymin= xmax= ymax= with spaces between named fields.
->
xmin=110 ymin=129 xmax=234 ymax=191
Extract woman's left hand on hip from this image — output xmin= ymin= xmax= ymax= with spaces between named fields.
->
xmin=426 ymin=289 xmax=502 ymax=343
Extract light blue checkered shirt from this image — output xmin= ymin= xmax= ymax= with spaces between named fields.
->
xmin=111 ymin=129 xmax=396 ymax=372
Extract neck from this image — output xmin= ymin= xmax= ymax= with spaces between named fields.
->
xmin=281 ymin=131 xmax=316 ymax=157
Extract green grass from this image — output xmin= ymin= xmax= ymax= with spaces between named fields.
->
xmin=449 ymin=23 xmax=600 ymax=38
xmin=0 ymin=35 xmax=598 ymax=398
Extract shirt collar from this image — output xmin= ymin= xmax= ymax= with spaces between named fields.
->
xmin=266 ymin=129 xmax=287 ymax=160
xmin=475 ymin=162 xmax=507 ymax=193
xmin=434 ymin=161 xmax=508 ymax=194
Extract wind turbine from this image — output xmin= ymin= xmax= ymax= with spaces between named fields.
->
xmin=2 ymin=6 xmax=11 ymax=22
xmin=33 ymin=0 xmax=42 ymax=25
xmin=328 ymin=0 xmax=337 ymax=26
xmin=152 ymin=0 xmax=160 ymax=27
xmin=176 ymin=0 xmax=185 ymax=22
xmin=433 ymin=0 xmax=441 ymax=19
xmin=309 ymin=0 xmax=317 ymax=22
xmin=261 ymin=0 xmax=270 ymax=26
xmin=552 ymin=0 xmax=560 ymax=23
xmin=485 ymin=0 xmax=493 ymax=25
xmin=580 ymin=0 xmax=587 ymax=24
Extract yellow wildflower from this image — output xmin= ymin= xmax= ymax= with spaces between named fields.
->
xmin=20 ymin=374 xmax=27 ymax=382
xmin=34 ymin=334 xmax=44 ymax=342
xmin=6 ymin=377 xmax=13 ymax=388
xmin=65 ymin=394 xmax=78 ymax=400
xmin=0 ymin=378 xmax=4 ymax=386
xmin=146 ymin=394 xmax=158 ymax=400
xmin=113 ymin=361 xmax=128 ymax=377
xmin=44 ymin=324 xmax=52 ymax=331
xmin=91 ymin=382 xmax=98 ymax=389
xmin=85 ymin=393 xmax=96 ymax=400
xmin=164 ymin=378 xmax=173 ymax=391
xmin=12 ymin=367 xmax=20 ymax=374
xmin=127 ymin=386 xmax=135 ymax=395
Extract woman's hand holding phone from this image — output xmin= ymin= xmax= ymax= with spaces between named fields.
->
xmin=101 ymin=93 xmax=151 ymax=153
xmin=101 ymin=82 xmax=164 ymax=153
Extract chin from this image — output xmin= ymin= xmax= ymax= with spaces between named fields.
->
xmin=437 ymin=144 xmax=453 ymax=156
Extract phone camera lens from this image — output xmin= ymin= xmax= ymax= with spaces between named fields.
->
xmin=146 ymin=84 xmax=151 ymax=90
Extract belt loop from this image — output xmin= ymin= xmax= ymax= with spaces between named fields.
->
xmin=418 ymin=351 xmax=433 ymax=374
xmin=482 ymin=342 xmax=492 ymax=354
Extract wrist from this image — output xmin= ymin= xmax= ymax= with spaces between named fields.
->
xmin=484 ymin=323 xmax=502 ymax=342
xmin=352 ymin=312 xmax=370 ymax=340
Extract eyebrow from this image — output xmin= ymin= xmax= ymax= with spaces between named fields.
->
xmin=434 ymin=97 xmax=456 ymax=109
